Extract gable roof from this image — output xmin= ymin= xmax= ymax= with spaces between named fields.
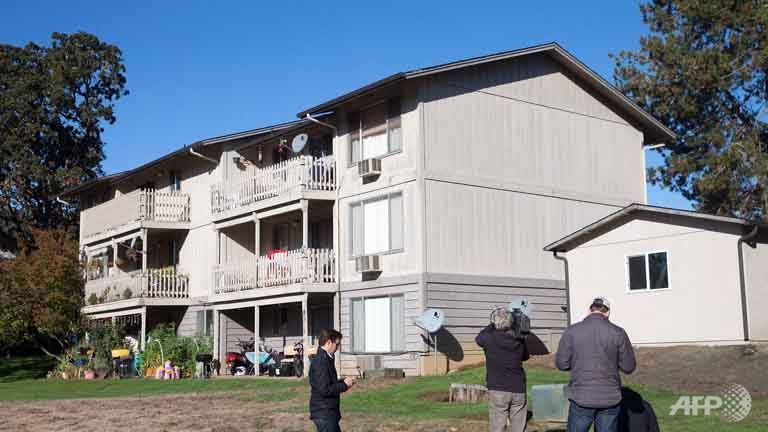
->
xmin=543 ymin=204 xmax=765 ymax=253
xmin=297 ymin=42 xmax=676 ymax=144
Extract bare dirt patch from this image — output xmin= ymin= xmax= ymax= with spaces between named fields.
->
xmin=527 ymin=344 xmax=768 ymax=396
xmin=0 ymin=386 xmax=485 ymax=432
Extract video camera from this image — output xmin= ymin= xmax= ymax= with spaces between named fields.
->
xmin=490 ymin=297 xmax=533 ymax=340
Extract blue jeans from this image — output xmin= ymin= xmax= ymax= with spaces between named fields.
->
xmin=568 ymin=401 xmax=619 ymax=432
xmin=313 ymin=418 xmax=341 ymax=432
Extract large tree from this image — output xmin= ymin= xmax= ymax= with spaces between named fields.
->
xmin=614 ymin=0 xmax=768 ymax=220
xmin=0 ymin=229 xmax=84 ymax=356
xmin=0 ymin=32 xmax=128 ymax=250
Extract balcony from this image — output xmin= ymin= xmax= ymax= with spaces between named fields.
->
xmin=210 ymin=155 xmax=335 ymax=215
xmin=81 ymin=189 xmax=191 ymax=241
xmin=212 ymin=248 xmax=336 ymax=295
xmin=85 ymin=269 xmax=190 ymax=305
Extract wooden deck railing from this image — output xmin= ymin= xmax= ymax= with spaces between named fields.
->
xmin=210 ymin=156 xmax=336 ymax=214
xmin=81 ymin=189 xmax=190 ymax=239
xmin=212 ymin=248 xmax=336 ymax=295
xmin=84 ymin=269 xmax=189 ymax=304
xmin=139 ymin=269 xmax=189 ymax=298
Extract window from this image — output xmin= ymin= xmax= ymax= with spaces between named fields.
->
xmin=351 ymin=295 xmax=405 ymax=353
xmin=627 ymin=252 xmax=669 ymax=291
xmin=197 ymin=310 xmax=214 ymax=337
xmin=349 ymin=98 xmax=402 ymax=164
xmin=350 ymin=192 xmax=403 ymax=257
xmin=169 ymin=171 xmax=181 ymax=191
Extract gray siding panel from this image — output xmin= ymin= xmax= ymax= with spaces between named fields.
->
xmin=426 ymin=278 xmax=568 ymax=348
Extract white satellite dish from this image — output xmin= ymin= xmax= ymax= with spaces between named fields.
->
xmin=416 ymin=308 xmax=445 ymax=374
xmin=507 ymin=297 xmax=534 ymax=316
xmin=291 ymin=133 xmax=309 ymax=153
xmin=416 ymin=308 xmax=445 ymax=333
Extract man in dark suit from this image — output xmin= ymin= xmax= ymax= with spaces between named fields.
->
xmin=309 ymin=328 xmax=355 ymax=432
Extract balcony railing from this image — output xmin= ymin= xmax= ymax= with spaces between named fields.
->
xmin=212 ymin=248 xmax=336 ymax=295
xmin=84 ymin=269 xmax=189 ymax=305
xmin=81 ymin=189 xmax=191 ymax=239
xmin=210 ymin=155 xmax=335 ymax=214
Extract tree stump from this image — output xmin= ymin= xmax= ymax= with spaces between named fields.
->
xmin=449 ymin=383 xmax=488 ymax=403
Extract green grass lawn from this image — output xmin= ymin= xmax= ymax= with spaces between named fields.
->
xmin=1 ymin=356 xmax=765 ymax=431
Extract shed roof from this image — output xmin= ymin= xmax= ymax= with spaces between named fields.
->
xmin=543 ymin=204 xmax=766 ymax=252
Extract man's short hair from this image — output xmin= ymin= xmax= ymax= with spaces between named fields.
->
xmin=491 ymin=308 xmax=512 ymax=330
xmin=319 ymin=328 xmax=343 ymax=346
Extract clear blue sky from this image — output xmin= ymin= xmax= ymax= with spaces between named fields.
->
xmin=1 ymin=1 xmax=691 ymax=209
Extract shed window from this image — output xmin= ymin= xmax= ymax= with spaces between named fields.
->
xmin=627 ymin=252 xmax=669 ymax=291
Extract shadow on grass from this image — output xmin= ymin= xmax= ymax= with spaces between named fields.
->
xmin=0 ymin=356 xmax=56 ymax=383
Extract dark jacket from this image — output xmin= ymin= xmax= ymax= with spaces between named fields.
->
xmin=309 ymin=348 xmax=348 ymax=420
xmin=555 ymin=314 xmax=636 ymax=408
xmin=475 ymin=324 xmax=530 ymax=393
xmin=619 ymin=387 xmax=660 ymax=432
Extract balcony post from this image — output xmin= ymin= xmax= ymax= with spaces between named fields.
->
xmin=253 ymin=212 xmax=260 ymax=260
xmin=213 ymin=308 xmax=220 ymax=365
xmin=301 ymin=199 xmax=309 ymax=249
xmin=141 ymin=228 xmax=148 ymax=271
xmin=215 ymin=228 xmax=221 ymax=265
xmin=140 ymin=306 xmax=147 ymax=350
xmin=301 ymin=293 xmax=309 ymax=370
xmin=254 ymin=305 xmax=261 ymax=376
xmin=112 ymin=238 xmax=118 ymax=276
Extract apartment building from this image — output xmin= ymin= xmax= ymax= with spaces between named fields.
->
xmin=64 ymin=43 xmax=674 ymax=376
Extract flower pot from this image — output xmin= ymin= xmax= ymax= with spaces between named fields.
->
xmin=84 ymin=370 xmax=96 ymax=380
xmin=145 ymin=367 xmax=156 ymax=378
xmin=61 ymin=372 xmax=69 ymax=380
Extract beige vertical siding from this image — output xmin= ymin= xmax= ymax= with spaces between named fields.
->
xmin=425 ymin=180 xmax=617 ymax=280
xmin=567 ymin=217 xmax=745 ymax=344
xmin=744 ymin=241 xmax=768 ymax=341
xmin=420 ymin=54 xmax=646 ymax=205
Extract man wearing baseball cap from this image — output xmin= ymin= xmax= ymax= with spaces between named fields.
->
xmin=556 ymin=297 xmax=636 ymax=432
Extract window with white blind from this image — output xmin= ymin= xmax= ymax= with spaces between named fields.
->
xmin=349 ymin=98 xmax=402 ymax=164
xmin=350 ymin=192 xmax=403 ymax=258
xmin=351 ymin=295 xmax=405 ymax=353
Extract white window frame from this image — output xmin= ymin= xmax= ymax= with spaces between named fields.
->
xmin=625 ymin=250 xmax=671 ymax=293
xmin=350 ymin=294 xmax=406 ymax=354
xmin=348 ymin=99 xmax=402 ymax=167
xmin=349 ymin=192 xmax=404 ymax=259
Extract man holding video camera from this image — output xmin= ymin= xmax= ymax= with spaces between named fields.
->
xmin=476 ymin=307 xmax=530 ymax=432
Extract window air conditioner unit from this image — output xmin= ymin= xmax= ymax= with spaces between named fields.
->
xmin=355 ymin=255 xmax=381 ymax=273
xmin=358 ymin=158 xmax=382 ymax=178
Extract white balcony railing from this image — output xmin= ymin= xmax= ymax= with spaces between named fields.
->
xmin=212 ymin=248 xmax=336 ymax=295
xmin=84 ymin=269 xmax=189 ymax=305
xmin=210 ymin=155 xmax=335 ymax=214
xmin=81 ymin=189 xmax=190 ymax=239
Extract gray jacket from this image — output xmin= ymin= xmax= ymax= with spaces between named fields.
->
xmin=555 ymin=314 xmax=636 ymax=408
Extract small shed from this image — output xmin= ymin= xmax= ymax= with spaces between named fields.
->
xmin=544 ymin=204 xmax=768 ymax=346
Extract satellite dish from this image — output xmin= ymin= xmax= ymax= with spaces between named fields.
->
xmin=508 ymin=297 xmax=534 ymax=316
xmin=291 ymin=133 xmax=309 ymax=153
xmin=416 ymin=308 xmax=445 ymax=334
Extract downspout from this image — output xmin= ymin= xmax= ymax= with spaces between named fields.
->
xmin=737 ymin=225 xmax=759 ymax=342
xmin=189 ymin=147 xmax=218 ymax=164
xmin=305 ymin=113 xmax=337 ymax=132
xmin=553 ymin=251 xmax=571 ymax=326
